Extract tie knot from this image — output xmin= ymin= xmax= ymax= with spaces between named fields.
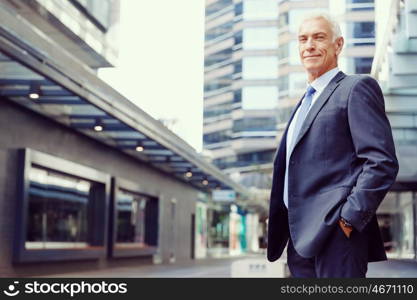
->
xmin=306 ymin=85 xmax=316 ymax=97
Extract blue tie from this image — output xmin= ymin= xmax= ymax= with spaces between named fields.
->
xmin=289 ymin=85 xmax=316 ymax=152
xmin=283 ymin=85 xmax=316 ymax=208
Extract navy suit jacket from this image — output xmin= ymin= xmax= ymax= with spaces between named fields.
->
xmin=267 ymin=71 xmax=399 ymax=262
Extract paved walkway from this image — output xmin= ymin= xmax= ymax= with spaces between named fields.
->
xmin=368 ymin=259 xmax=417 ymax=278
xmin=45 ymin=255 xmax=417 ymax=278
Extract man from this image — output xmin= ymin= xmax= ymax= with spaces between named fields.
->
xmin=267 ymin=13 xmax=399 ymax=277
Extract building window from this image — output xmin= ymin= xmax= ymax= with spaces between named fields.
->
xmin=277 ymin=106 xmax=294 ymax=124
xmin=278 ymin=75 xmax=289 ymax=95
xmin=242 ymin=27 xmax=278 ymax=50
xmin=278 ymin=12 xmax=289 ymax=29
xmin=346 ymin=0 xmax=374 ymax=11
xmin=204 ymin=48 xmax=233 ymax=68
xmin=242 ymin=86 xmax=278 ymax=109
xmin=206 ymin=0 xmax=233 ymax=16
xmin=242 ymin=0 xmax=278 ymax=20
xmin=234 ymin=60 xmax=242 ymax=74
xmin=14 ymin=149 xmax=110 ymax=263
xmin=206 ymin=23 xmax=233 ymax=42
xmin=349 ymin=22 xmax=375 ymax=39
xmin=204 ymin=76 xmax=231 ymax=92
xmin=204 ymin=102 xmax=233 ymax=119
xmin=235 ymin=2 xmax=243 ymax=16
xmin=203 ymin=130 xmax=232 ymax=145
xmin=233 ymin=117 xmax=277 ymax=132
xmin=111 ymin=179 xmax=159 ymax=258
xmin=242 ymin=56 xmax=278 ymax=79
xmin=237 ymin=150 xmax=275 ymax=164
xmin=234 ymin=89 xmax=242 ymax=103
xmin=234 ymin=31 xmax=243 ymax=46
xmin=213 ymin=156 xmax=237 ymax=169
xmin=278 ymin=43 xmax=289 ymax=61
xmin=354 ymin=57 xmax=373 ymax=74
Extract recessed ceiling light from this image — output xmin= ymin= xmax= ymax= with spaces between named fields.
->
xmin=185 ymin=171 xmax=193 ymax=178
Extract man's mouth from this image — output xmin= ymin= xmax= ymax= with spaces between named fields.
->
xmin=304 ymin=55 xmax=321 ymax=59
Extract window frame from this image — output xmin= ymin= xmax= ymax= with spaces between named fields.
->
xmin=14 ymin=148 xmax=111 ymax=263
xmin=109 ymin=177 xmax=159 ymax=258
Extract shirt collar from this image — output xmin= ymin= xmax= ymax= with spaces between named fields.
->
xmin=308 ymin=67 xmax=340 ymax=94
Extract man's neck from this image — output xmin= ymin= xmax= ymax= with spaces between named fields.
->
xmin=307 ymin=65 xmax=338 ymax=83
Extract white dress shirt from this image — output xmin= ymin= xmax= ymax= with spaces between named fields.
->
xmin=283 ymin=67 xmax=340 ymax=208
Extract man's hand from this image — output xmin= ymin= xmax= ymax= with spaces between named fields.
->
xmin=339 ymin=218 xmax=353 ymax=238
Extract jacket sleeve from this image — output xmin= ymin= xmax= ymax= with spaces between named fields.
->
xmin=340 ymin=75 xmax=399 ymax=232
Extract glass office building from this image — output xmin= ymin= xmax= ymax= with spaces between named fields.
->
xmin=204 ymin=0 xmax=279 ymax=189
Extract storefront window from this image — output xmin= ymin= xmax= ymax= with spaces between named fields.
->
xmin=116 ymin=190 xmax=150 ymax=247
xmin=26 ymin=166 xmax=95 ymax=249
xmin=210 ymin=210 xmax=230 ymax=249
xmin=15 ymin=149 xmax=109 ymax=263
xmin=111 ymin=179 xmax=159 ymax=258
xmin=195 ymin=202 xmax=208 ymax=258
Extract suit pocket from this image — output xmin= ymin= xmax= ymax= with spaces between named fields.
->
xmin=323 ymin=186 xmax=352 ymax=226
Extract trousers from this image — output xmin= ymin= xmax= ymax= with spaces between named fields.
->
xmin=286 ymin=222 xmax=369 ymax=278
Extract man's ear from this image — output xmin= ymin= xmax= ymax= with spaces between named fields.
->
xmin=335 ymin=36 xmax=344 ymax=56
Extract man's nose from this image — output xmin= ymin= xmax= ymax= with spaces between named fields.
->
xmin=305 ymin=38 xmax=316 ymax=50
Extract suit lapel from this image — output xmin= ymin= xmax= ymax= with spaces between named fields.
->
xmin=292 ymin=71 xmax=346 ymax=149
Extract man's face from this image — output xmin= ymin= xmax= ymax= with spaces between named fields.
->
xmin=298 ymin=17 xmax=343 ymax=79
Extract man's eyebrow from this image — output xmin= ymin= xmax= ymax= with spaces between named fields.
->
xmin=298 ymin=32 xmax=328 ymax=37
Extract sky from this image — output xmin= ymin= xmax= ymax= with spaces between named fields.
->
xmin=99 ymin=0 xmax=205 ymax=152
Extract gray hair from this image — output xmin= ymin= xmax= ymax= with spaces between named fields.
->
xmin=298 ymin=12 xmax=342 ymax=42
